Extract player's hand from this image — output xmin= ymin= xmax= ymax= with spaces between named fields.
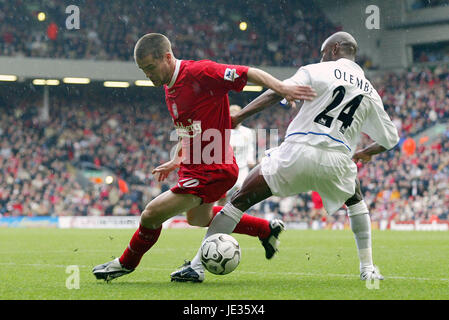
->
xmin=152 ymin=160 xmax=180 ymax=182
xmin=281 ymin=84 xmax=316 ymax=108
xmin=352 ymin=150 xmax=372 ymax=164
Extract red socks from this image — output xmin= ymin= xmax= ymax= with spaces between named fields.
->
xmin=211 ymin=206 xmax=271 ymax=240
xmin=119 ymin=224 xmax=162 ymax=269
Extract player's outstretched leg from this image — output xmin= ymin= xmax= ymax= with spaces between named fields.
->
xmin=360 ymin=265 xmax=384 ymax=281
xmin=92 ymin=223 xmax=163 ymax=281
xmin=199 ymin=205 xmax=285 ymax=259
xmin=346 ymin=180 xmax=384 ymax=281
xmin=171 ymin=165 xmax=279 ymax=282
xmin=229 ymin=166 xmax=283 ymax=259
xmin=217 ymin=206 xmax=285 ymax=259
xmin=170 ymin=215 xmax=285 ymax=283
xmin=93 ymin=191 xmax=201 ymax=282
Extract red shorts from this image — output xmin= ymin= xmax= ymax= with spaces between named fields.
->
xmin=171 ymin=163 xmax=239 ymax=204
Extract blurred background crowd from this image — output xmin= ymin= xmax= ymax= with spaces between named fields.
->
xmin=0 ymin=0 xmax=448 ymax=226
xmin=1 ymin=63 xmax=448 ymax=224
xmin=0 ymin=0 xmax=379 ymax=69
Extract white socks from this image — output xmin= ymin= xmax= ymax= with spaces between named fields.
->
xmin=348 ymin=203 xmax=374 ymax=272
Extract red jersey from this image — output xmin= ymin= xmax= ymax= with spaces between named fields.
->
xmin=164 ymin=59 xmax=249 ymax=168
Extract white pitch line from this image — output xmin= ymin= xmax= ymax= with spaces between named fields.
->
xmin=236 ymin=270 xmax=449 ymax=282
xmin=1 ymin=262 xmax=448 ymax=282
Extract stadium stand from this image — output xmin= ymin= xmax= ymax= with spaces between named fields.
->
xmin=1 ymin=63 xmax=449 ymax=225
xmin=408 ymin=0 xmax=449 ymax=10
xmin=0 ymin=0 xmax=448 ymax=227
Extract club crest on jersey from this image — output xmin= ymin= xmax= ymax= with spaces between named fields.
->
xmin=178 ymin=178 xmax=200 ymax=188
xmin=224 ymin=68 xmax=239 ymax=82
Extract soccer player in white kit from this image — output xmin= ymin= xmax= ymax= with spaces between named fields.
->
xmin=193 ymin=31 xmax=400 ymax=281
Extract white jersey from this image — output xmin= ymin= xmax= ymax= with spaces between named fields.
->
xmin=230 ymin=125 xmax=256 ymax=169
xmin=283 ymin=58 xmax=399 ymax=156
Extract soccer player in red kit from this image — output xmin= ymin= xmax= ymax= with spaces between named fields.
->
xmin=92 ymin=33 xmax=316 ymax=282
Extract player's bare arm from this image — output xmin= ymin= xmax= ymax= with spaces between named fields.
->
xmin=352 ymin=142 xmax=387 ymax=164
xmin=152 ymin=137 xmax=183 ymax=182
xmin=247 ymin=68 xmax=316 ymax=108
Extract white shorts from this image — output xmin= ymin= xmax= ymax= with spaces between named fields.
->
xmin=260 ymin=141 xmax=357 ymax=214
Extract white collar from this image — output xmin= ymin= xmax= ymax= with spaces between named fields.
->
xmin=167 ymin=59 xmax=182 ymax=88
xmin=338 ymin=58 xmax=363 ymax=72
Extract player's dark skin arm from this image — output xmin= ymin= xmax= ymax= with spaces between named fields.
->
xmin=229 ymin=70 xmax=316 ymax=209
xmin=231 ymin=89 xmax=282 ymax=128
xmin=245 ymin=68 xmax=316 ymax=109
xmin=345 ymin=143 xmax=388 ymax=206
xmin=352 ymin=142 xmax=387 ymax=164
xmin=232 ymin=68 xmax=314 ymax=128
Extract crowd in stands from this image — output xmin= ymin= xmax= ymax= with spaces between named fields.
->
xmin=0 ymin=0 xmax=339 ymax=67
xmin=414 ymin=43 xmax=449 ymax=64
xmin=0 ymin=93 xmax=175 ymax=217
xmin=1 ymin=63 xmax=449 ymax=225
xmin=408 ymin=0 xmax=449 ymax=10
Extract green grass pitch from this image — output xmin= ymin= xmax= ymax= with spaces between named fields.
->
xmin=0 ymin=228 xmax=448 ymax=300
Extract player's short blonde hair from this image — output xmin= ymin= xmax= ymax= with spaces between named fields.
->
xmin=134 ymin=33 xmax=173 ymax=61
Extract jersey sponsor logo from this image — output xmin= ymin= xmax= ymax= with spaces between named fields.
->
xmin=174 ymin=119 xmax=202 ymax=138
xmin=178 ymin=178 xmax=200 ymax=188
xmin=224 ymin=68 xmax=239 ymax=82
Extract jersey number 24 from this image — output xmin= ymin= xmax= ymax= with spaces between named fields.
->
xmin=314 ymin=85 xmax=364 ymax=134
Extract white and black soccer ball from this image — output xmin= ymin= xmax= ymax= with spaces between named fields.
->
xmin=200 ymin=233 xmax=241 ymax=275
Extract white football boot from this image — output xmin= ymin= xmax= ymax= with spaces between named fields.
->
xmin=170 ymin=260 xmax=205 ymax=283
xmin=92 ymin=257 xmax=134 ymax=281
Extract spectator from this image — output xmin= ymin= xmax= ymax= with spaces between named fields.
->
xmin=1 ymin=63 xmax=449 ymax=224
xmin=0 ymin=0 xmax=338 ymax=67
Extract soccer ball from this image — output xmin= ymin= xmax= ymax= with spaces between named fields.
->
xmin=200 ymin=233 xmax=241 ymax=275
